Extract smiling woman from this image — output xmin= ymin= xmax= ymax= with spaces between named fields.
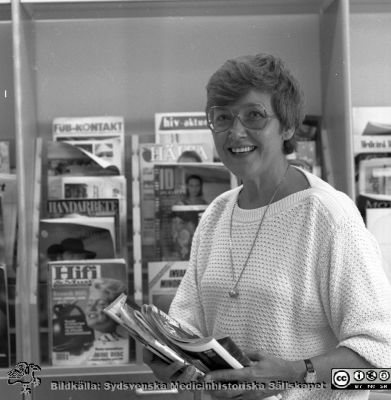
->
xmin=143 ymin=53 xmax=391 ymax=400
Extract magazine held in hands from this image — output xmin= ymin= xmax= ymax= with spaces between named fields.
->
xmin=104 ymin=293 xmax=250 ymax=375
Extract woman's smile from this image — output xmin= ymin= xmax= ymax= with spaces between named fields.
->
xmin=229 ymin=145 xmax=257 ymax=154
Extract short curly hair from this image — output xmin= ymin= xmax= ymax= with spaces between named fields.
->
xmin=205 ymin=53 xmax=305 ymax=154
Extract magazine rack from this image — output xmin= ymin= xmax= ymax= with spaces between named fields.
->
xmin=1 ymin=1 xmax=391 ymax=400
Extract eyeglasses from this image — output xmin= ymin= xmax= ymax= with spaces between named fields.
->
xmin=206 ymin=103 xmax=276 ymax=134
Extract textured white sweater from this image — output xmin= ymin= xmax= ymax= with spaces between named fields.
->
xmin=169 ymin=171 xmax=391 ymax=400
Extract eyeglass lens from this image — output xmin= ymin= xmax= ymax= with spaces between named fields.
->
xmin=207 ymin=104 xmax=270 ymax=133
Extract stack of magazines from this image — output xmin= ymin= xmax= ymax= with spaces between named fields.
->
xmin=104 ymin=293 xmax=250 ymax=375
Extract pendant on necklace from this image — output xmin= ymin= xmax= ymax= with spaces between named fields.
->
xmin=228 ymin=289 xmax=239 ymax=298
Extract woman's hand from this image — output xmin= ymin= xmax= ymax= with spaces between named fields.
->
xmin=204 ymin=350 xmax=302 ymax=399
xmin=143 ymin=347 xmax=202 ymax=384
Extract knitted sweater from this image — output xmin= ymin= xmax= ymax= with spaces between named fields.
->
xmin=169 ymin=170 xmax=391 ymax=400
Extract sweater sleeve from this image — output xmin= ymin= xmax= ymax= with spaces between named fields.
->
xmin=320 ymin=215 xmax=391 ymax=367
xmin=168 ymin=226 xmax=206 ymax=338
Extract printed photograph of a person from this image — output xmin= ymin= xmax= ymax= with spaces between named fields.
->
xmin=53 ymin=277 xmax=128 ymax=365
xmin=177 ymin=174 xmax=208 ymax=206
xmin=84 ymin=278 xmax=128 ymax=364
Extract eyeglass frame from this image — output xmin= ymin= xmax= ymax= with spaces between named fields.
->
xmin=206 ymin=103 xmax=277 ymax=134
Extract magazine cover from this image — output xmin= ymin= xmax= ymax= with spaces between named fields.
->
xmin=352 ymin=107 xmax=391 ymax=154
xmin=289 ymin=115 xmax=322 ymax=177
xmin=366 ymin=208 xmax=391 ymax=284
xmin=148 ymin=260 xmax=189 ymax=314
xmin=287 ymin=140 xmax=319 ymax=175
xmin=0 ymin=264 xmax=10 ymax=367
xmin=39 ymin=217 xmax=116 ymax=282
xmin=0 ymin=195 xmax=6 ymax=265
xmin=0 ymin=173 xmax=17 ymax=279
xmin=136 ymin=138 xmax=213 ymax=256
xmin=61 ymin=137 xmax=123 ymax=174
xmin=45 ymin=141 xmax=120 ymax=177
xmin=48 ymin=258 xmax=129 ymax=366
xmin=358 ymin=157 xmax=391 ymax=197
xmin=0 ymin=141 xmax=10 ymax=173
xmin=47 ymin=175 xmax=126 ymax=201
xmin=46 ymin=198 xmax=123 ymax=255
xmin=53 ymin=116 xmax=124 ymax=141
xmin=154 ymin=162 xmax=231 ymax=260
xmin=154 ymin=112 xmax=218 ymax=161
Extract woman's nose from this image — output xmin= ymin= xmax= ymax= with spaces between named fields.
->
xmin=228 ymin=116 xmax=247 ymax=137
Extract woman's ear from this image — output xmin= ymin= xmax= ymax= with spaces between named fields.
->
xmin=281 ymin=127 xmax=295 ymax=141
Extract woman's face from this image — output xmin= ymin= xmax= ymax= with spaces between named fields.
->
xmin=211 ymin=89 xmax=288 ymax=182
xmin=187 ymin=178 xmax=202 ymax=198
xmin=85 ymin=288 xmax=116 ymax=333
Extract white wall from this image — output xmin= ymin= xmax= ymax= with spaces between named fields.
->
xmin=350 ymin=12 xmax=391 ymax=107
xmin=34 ymin=14 xmax=322 ymax=140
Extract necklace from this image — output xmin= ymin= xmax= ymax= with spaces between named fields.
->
xmin=228 ymin=165 xmax=290 ymax=298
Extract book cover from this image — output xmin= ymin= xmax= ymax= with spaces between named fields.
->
xmin=48 ymin=258 xmax=129 ymax=366
xmin=154 ymin=112 xmax=218 ymax=161
xmin=0 ymin=173 xmax=17 ymax=279
xmin=148 ymin=260 xmax=189 ymax=314
xmin=39 ymin=216 xmax=116 ymax=283
xmin=154 ymin=162 xmax=231 ymax=261
xmin=0 ymin=264 xmax=10 ymax=367
xmin=138 ymin=140 xmax=213 ymax=254
xmin=0 ymin=141 xmax=10 ymax=173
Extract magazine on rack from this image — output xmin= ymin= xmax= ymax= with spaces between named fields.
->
xmin=366 ymin=208 xmax=391 ymax=283
xmin=46 ymin=198 xmax=122 ymax=254
xmin=0 ymin=173 xmax=17 ymax=278
xmin=154 ymin=162 xmax=231 ymax=260
xmin=148 ymin=260 xmax=189 ymax=314
xmin=52 ymin=115 xmax=125 ymax=173
xmin=39 ymin=216 xmax=116 ymax=282
xmin=0 ymin=263 xmax=10 ymax=367
xmin=46 ymin=141 xmax=120 ymax=177
xmin=356 ymin=192 xmax=391 ymax=221
xmin=0 ymin=141 xmax=10 ymax=173
xmin=352 ymin=107 xmax=391 ymax=154
xmin=154 ymin=112 xmax=218 ymax=161
xmin=61 ymin=138 xmax=123 ymax=174
xmin=104 ymin=293 xmax=250 ymax=375
xmin=134 ymin=136 xmax=214 ymax=257
xmin=47 ymin=175 xmax=126 ymax=201
xmin=45 ymin=175 xmax=126 ymax=256
xmin=53 ymin=116 xmax=124 ymax=142
xmin=48 ymin=258 xmax=129 ymax=366
xmin=358 ymin=157 xmax=391 ymax=197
